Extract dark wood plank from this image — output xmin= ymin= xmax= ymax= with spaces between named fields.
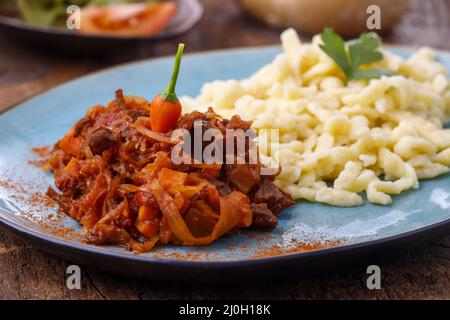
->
xmin=0 ymin=0 xmax=449 ymax=300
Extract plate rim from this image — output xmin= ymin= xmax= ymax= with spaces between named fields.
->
xmin=1 ymin=44 xmax=450 ymax=268
xmin=1 ymin=206 xmax=450 ymax=267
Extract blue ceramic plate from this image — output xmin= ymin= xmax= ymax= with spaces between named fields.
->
xmin=0 ymin=47 xmax=449 ymax=281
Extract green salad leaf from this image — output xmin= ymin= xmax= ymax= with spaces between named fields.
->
xmin=9 ymin=0 xmax=155 ymax=28
xmin=320 ymin=28 xmax=395 ymax=82
xmin=17 ymin=0 xmax=68 ymax=27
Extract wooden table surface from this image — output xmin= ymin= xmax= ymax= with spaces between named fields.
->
xmin=1 ymin=0 xmax=450 ymax=300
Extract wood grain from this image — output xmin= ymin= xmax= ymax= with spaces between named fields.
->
xmin=0 ymin=0 xmax=450 ymax=300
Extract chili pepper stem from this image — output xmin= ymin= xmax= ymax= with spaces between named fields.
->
xmin=161 ymin=43 xmax=185 ymax=103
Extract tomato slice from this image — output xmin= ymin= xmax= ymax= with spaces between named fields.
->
xmin=79 ymin=2 xmax=177 ymax=37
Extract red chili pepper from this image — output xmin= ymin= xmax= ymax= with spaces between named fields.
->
xmin=150 ymin=43 xmax=184 ymax=133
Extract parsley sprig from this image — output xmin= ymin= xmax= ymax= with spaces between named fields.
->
xmin=319 ymin=28 xmax=395 ymax=83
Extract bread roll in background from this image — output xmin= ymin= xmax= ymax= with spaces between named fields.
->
xmin=237 ymin=0 xmax=411 ymax=37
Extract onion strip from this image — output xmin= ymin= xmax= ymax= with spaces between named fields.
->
xmin=148 ymin=179 xmax=241 ymax=245
xmin=134 ymin=124 xmax=178 ymax=144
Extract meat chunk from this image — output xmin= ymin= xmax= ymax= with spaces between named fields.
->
xmin=114 ymin=89 xmax=127 ymax=108
xmin=128 ymin=109 xmax=148 ymax=121
xmin=176 ymin=111 xmax=205 ymax=131
xmin=184 ymin=205 xmax=217 ymax=237
xmin=88 ymin=128 xmax=118 ymax=155
xmin=252 ymin=178 xmax=294 ymax=214
xmin=250 ymin=203 xmax=277 ymax=229
xmin=73 ymin=116 xmax=91 ymax=137
xmin=225 ymin=114 xmax=252 ymax=131
xmin=225 ymin=163 xmax=261 ymax=193
xmin=211 ymin=180 xmax=232 ymax=196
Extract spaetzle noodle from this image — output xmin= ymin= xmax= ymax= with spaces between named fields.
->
xmin=182 ymin=29 xmax=450 ymax=206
